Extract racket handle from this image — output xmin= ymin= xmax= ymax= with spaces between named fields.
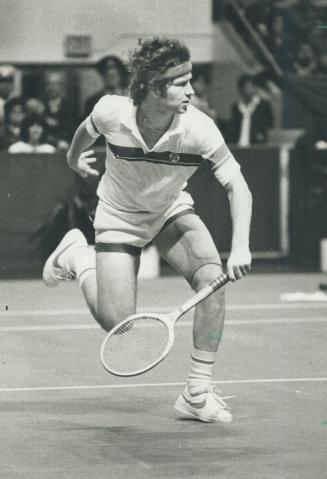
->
xmin=208 ymin=273 xmax=230 ymax=292
xmin=176 ymin=272 xmax=230 ymax=318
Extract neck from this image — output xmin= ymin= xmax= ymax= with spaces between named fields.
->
xmin=138 ymin=97 xmax=174 ymax=131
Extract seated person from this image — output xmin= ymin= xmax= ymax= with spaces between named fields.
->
xmin=0 ymin=96 xmax=25 ymax=150
xmin=9 ymin=113 xmax=56 ymax=153
xmin=25 ymin=97 xmax=46 ymax=115
xmin=230 ymin=74 xmax=274 ymax=146
xmin=42 ymin=71 xmax=75 ymax=151
xmin=292 ymin=43 xmax=317 ymax=76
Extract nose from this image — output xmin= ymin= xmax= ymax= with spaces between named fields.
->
xmin=186 ymin=82 xmax=194 ymax=97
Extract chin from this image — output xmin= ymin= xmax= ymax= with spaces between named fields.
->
xmin=178 ymin=103 xmax=188 ymax=114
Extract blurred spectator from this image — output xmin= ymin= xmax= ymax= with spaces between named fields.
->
xmin=230 ymin=74 xmax=274 ymax=146
xmin=25 ymin=97 xmax=45 ymax=116
xmin=289 ymin=0 xmax=319 ymax=41
xmin=292 ymin=43 xmax=317 ymax=76
xmin=0 ymin=65 xmax=16 ymax=124
xmin=245 ymin=0 xmax=275 ymax=43
xmin=0 ymin=97 xmax=25 ymax=150
xmin=190 ymin=70 xmax=216 ymax=120
xmin=266 ymin=12 xmax=294 ymax=70
xmin=8 ymin=113 xmax=55 ymax=153
xmin=84 ymin=55 xmax=129 ymax=117
xmin=254 ymin=69 xmax=282 ymax=127
xmin=42 ymin=71 xmax=75 ymax=151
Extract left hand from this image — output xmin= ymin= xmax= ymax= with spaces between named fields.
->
xmin=227 ymin=245 xmax=251 ymax=281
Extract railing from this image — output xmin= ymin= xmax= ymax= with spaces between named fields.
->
xmin=222 ymin=0 xmax=283 ymax=77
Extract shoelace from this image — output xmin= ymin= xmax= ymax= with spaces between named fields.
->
xmin=53 ymin=265 xmax=76 ymax=282
xmin=208 ymin=385 xmax=234 ymax=411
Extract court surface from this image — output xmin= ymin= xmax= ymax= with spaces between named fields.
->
xmin=0 ymin=273 xmax=326 ymax=479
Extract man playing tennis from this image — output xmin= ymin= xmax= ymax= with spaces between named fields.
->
xmin=43 ymin=38 xmax=252 ymax=423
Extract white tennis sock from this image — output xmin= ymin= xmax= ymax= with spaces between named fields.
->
xmin=187 ymin=347 xmax=216 ymax=403
xmin=58 ymin=244 xmax=96 ymax=286
xmin=71 ymin=246 xmax=96 ymax=286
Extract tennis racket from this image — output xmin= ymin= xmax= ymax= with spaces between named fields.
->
xmin=100 ymin=272 xmax=229 ymax=377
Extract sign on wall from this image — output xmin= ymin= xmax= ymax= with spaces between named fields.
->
xmin=64 ymin=35 xmax=92 ymax=58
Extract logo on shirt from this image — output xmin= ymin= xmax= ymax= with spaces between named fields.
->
xmin=169 ymin=152 xmax=180 ymax=163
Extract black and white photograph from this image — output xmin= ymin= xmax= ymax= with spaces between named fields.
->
xmin=0 ymin=1 xmax=326 ymax=478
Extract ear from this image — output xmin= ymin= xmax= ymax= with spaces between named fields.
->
xmin=147 ymin=80 xmax=161 ymax=98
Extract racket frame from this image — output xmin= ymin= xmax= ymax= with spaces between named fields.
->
xmin=100 ymin=312 xmax=176 ymax=376
xmin=100 ymin=272 xmax=230 ymax=376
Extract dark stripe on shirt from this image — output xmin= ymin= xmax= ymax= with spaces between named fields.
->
xmin=107 ymin=142 xmax=203 ymax=166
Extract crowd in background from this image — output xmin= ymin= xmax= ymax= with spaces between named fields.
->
xmin=243 ymin=0 xmax=327 ymax=75
xmin=0 ymin=60 xmax=275 ymax=154
xmin=0 ymin=56 xmax=129 ymax=153
xmin=1 ymin=0 xmax=327 ymax=153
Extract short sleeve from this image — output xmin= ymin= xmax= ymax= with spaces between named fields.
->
xmin=198 ymin=117 xmax=241 ymax=186
xmin=199 ymin=118 xmax=225 ymax=160
xmin=85 ymin=95 xmax=118 ymax=138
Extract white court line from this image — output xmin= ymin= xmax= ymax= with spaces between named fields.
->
xmin=0 ymin=316 xmax=326 ymax=332
xmin=0 ymin=377 xmax=326 ymax=393
xmin=0 ymin=302 xmax=326 ymax=318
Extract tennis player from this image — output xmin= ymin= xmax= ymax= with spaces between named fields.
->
xmin=43 ymin=38 xmax=252 ymax=423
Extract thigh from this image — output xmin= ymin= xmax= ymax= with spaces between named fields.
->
xmin=154 ymin=213 xmax=221 ymax=285
xmin=96 ymin=251 xmax=140 ymax=330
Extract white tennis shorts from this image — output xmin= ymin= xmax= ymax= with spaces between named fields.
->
xmin=94 ymin=190 xmax=195 ymax=253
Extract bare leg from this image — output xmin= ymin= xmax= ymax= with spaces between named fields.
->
xmin=191 ymin=263 xmax=225 ymax=353
xmin=72 ymin=248 xmax=139 ymax=331
xmin=155 ymin=213 xmax=232 ymax=422
xmin=155 ymin=213 xmax=225 ymax=353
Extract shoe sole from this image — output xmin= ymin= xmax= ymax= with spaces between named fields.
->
xmin=174 ymin=396 xmax=233 ymax=424
xmin=42 ymin=229 xmax=86 ymax=287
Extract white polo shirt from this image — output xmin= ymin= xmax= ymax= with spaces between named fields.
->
xmin=86 ymin=95 xmax=240 ymax=213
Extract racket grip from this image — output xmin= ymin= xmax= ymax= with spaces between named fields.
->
xmin=176 ymin=272 xmax=230 ymax=318
xmin=209 ymin=273 xmax=230 ymax=292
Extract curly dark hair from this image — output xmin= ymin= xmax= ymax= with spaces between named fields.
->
xmin=129 ymin=37 xmax=191 ymax=105
xmin=20 ymin=113 xmax=48 ymax=143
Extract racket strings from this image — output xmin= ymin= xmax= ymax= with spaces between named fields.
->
xmin=102 ymin=316 xmax=170 ymax=375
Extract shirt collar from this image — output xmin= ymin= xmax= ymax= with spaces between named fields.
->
xmin=120 ymin=99 xmax=183 ymax=149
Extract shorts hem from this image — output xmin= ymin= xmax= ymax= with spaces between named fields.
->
xmin=160 ymin=208 xmax=195 ymax=233
xmin=95 ymin=243 xmax=142 ymax=256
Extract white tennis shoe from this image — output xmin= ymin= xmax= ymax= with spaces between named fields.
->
xmin=174 ymin=386 xmax=233 ymax=423
xmin=42 ymin=229 xmax=87 ymax=287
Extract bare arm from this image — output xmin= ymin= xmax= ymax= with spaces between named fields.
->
xmin=67 ymin=120 xmax=99 ymax=178
xmin=224 ymin=172 xmax=253 ymax=281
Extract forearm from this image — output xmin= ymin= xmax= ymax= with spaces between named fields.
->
xmin=226 ymin=174 xmax=252 ymax=250
xmin=67 ymin=120 xmax=96 ymax=168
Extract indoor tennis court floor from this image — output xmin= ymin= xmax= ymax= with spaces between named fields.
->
xmin=1 ymin=273 xmax=326 ymax=479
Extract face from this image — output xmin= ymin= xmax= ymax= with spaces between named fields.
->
xmin=241 ymin=80 xmax=256 ymax=99
xmin=26 ymin=98 xmax=45 ymax=115
xmin=28 ymin=123 xmax=43 ymax=143
xmin=158 ymin=72 xmax=194 ymax=114
xmin=0 ymin=79 xmax=14 ymax=99
xmin=103 ymin=67 xmax=122 ymax=90
xmin=8 ymin=104 xmax=24 ymax=126
xmin=46 ymin=73 xmax=63 ymax=98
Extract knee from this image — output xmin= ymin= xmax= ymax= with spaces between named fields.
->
xmin=191 ymin=264 xmax=225 ymax=298
xmin=95 ymin=308 xmax=121 ymax=333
